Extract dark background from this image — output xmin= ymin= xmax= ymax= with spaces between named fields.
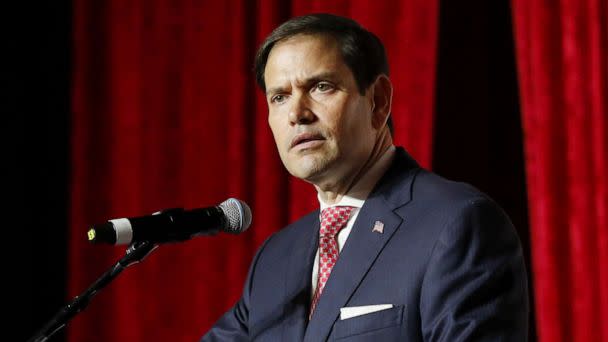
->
xmin=13 ymin=0 xmax=534 ymax=340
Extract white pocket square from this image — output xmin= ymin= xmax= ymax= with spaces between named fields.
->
xmin=339 ymin=304 xmax=394 ymax=320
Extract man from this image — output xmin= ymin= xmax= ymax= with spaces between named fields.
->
xmin=202 ymin=14 xmax=528 ymax=341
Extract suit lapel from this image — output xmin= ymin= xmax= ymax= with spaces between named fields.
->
xmin=281 ymin=212 xmax=319 ymax=341
xmin=303 ymin=147 xmax=419 ymax=342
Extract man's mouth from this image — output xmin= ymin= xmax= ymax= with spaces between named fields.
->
xmin=290 ymin=133 xmax=325 ymax=149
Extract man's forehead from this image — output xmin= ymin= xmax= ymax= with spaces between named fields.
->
xmin=264 ymin=34 xmax=349 ymax=89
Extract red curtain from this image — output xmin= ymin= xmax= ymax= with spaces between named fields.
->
xmin=69 ymin=1 xmax=438 ymax=341
xmin=512 ymin=0 xmax=608 ymax=341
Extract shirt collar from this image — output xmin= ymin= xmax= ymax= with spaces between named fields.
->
xmin=318 ymin=145 xmax=396 ymax=211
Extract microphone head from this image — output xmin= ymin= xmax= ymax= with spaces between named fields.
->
xmin=218 ymin=198 xmax=252 ymax=234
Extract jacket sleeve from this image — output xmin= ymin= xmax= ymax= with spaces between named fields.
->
xmin=200 ymin=236 xmax=273 ymax=342
xmin=420 ymin=198 xmax=529 ymax=342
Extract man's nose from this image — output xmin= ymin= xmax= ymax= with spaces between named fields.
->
xmin=288 ymin=94 xmax=315 ymax=125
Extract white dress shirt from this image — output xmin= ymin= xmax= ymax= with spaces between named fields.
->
xmin=311 ymin=146 xmax=396 ymax=298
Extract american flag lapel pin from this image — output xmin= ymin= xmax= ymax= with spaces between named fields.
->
xmin=372 ymin=220 xmax=384 ymax=234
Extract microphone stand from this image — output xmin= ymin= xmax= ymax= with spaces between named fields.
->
xmin=27 ymin=241 xmax=159 ymax=342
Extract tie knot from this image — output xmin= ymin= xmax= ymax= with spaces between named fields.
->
xmin=319 ymin=206 xmax=355 ymax=238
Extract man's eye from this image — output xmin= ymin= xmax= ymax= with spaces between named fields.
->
xmin=315 ymin=83 xmax=333 ymax=92
xmin=271 ymin=94 xmax=286 ymax=103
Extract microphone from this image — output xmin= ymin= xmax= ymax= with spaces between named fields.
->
xmin=87 ymin=198 xmax=252 ymax=245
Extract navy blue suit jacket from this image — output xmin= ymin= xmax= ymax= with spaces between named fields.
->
xmin=202 ymin=147 xmax=528 ymax=341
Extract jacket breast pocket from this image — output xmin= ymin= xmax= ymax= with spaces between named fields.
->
xmin=331 ymin=305 xmax=405 ymax=341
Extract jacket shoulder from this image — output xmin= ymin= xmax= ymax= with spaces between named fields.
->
xmin=411 ymin=169 xmax=494 ymax=207
xmin=258 ymin=209 xmax=318 ymax=253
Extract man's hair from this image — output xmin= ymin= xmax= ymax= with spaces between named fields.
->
xmin=254 ymin=13 xmax=393 ymax=134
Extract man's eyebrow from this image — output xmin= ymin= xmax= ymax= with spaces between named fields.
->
xmin=265 ymin=72 xmax=340 ymax=96
xmin=266 ymin=86 xmax=286 ymax=97
xmin=303 ymin=72 xmax=339 ymax=84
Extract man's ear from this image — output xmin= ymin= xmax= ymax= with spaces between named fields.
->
xmin=369 ymin=74 xmax=393 ymax=130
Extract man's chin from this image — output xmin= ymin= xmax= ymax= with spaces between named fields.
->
xmin=288 ymin=167 xmax=323 ymax=182
xmin=283 ymin=151 xmax=338 ymax=179
xmin=286 ymin=161 xmax=328 ymax=182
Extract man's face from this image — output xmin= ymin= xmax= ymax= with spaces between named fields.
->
xmin=264 ymin=34 xmax=377 ymax=185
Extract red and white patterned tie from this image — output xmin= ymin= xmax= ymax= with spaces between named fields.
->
xmin=309 ymin=206 xmax=355 ymax=319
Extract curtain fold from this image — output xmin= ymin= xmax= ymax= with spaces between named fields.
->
xmin=511 ymin=0 xmax=608 ymax=341
xmin=69 ymin=1 xmax=438 ymax=341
